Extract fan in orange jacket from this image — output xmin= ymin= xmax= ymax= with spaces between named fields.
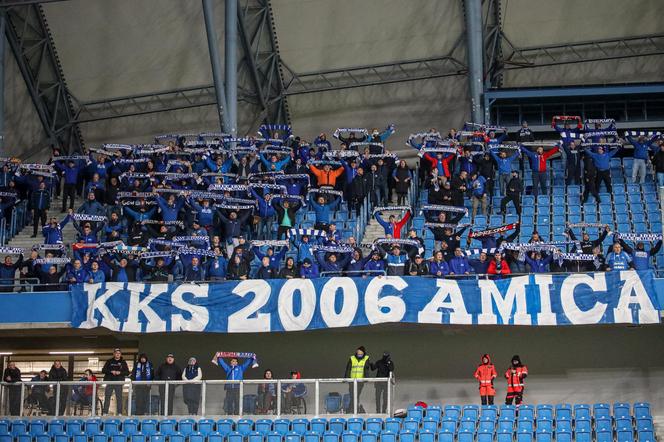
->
xmin=505 ymin=355 xmax=528 ymax=406
xmin=474 ymin=354 xmax=497 ymax=405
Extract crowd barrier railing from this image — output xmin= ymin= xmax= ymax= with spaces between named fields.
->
xmin=0 ymin=376 xmax=394 ymax=418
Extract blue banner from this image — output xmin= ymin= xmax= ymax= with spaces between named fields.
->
xmin=70 ymin=272 xmax=662 ymax=333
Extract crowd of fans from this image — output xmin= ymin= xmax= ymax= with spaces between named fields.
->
xmin=0 ymin=118 xmax=661 ymax=287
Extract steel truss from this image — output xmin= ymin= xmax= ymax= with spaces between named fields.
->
xmin=3 ymin=3 xmax=82 ymax=153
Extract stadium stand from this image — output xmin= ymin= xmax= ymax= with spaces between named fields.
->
xmin=0 ymin=402 xmax=656 ymax=442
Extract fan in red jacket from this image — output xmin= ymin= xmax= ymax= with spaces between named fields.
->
xmin=487 ymin=252 xmax=511 ymax=277
xmin=474 ymin=354 xmax=497 ymax=405
xmin=505 ymin=355 xmax=528 ymax=406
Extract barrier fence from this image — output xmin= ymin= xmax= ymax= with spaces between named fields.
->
xmin=0 ymin=377 xmax=394 ymax=418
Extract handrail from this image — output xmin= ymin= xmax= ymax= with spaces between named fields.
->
xmin=0 ymin=376 xmax=394 ymax=418
xmin=320 ymin=270 xmax=387 ymax=277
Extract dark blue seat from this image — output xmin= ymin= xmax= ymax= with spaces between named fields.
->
xmin=346 ymin=418 xmax=364 ymax=434
xmin=238 ymin=419 xmax=255 ymax=436
xmin=275 ymin=419 xmax=292 ymax=435
xmin=197 ymin=419 xmax=215 ymax=436
xmin=103 ymin=419 xmax=122 ymax=436
xmin=365 ymin=419 xmax=382 ymax=434
xmin=638 ymin=430 xmax=655 ymax=442
xmin=29 ymin=420 xmax=48 ymax=435
xmin=158 ymin=419 xmax=177 ymax=436
xmin=310 ymin=419 xmax=327 ymax=435
xmin=329 ymin=418 xmax=345 ymax=435
xmin=140 ymin=420 xmax=158 ymax=437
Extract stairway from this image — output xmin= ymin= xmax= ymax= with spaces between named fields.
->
xmin=6 ymin=197 xmax=78 ymax=252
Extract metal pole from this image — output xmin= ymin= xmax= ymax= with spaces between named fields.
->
xmin=276 ymin=380 xmax=282 ymax=417
xmin=238 ymin=381 xmax=243 ymax=417
xmin=314 ymin=380 xmax=320 ymax=417
xmin=0 ymin=14 xmax=6 ymax=154
xmin=55 ymin=383 xmax=60 ymax=417
xmin=164 ymin=382 xmax=169 ymax=417
xmin=91 ymin=382 xmax=96 ymax=416
xmin=202 ymin=0 xmax=230 ymax=132
xmin=19 ymin=383 xmax=25 ymax=417
xmin=127 ymin=382 xmax=132 ymax=416
xmin=387 ymin=375 xmax=392 ymax=417
xmin=225 ymin=0 xmax=237 ymax=136
xmin=464 ymin=0 xmax=484 ymax=123
xmin=353 ymin=379 xmax=358 ymax=415
xmin=201 ymin=381 xmax=206 ymax=416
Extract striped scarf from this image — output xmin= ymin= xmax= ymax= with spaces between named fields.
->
xmin=470 ymin=222 xmax=519 ymax=238
xmin=34 ymin=257 xmax=70 ymax=264
xmin=421 ymin=204 xmax=468 ymax=214
xmin=0 ymin=246 xmax=24 ymax=255
xmin=71 ymin=213 xmax=107 ymax=222
xmin=251 ymin=240 xmax=289 ymax=248
xmin=288 ymin=228 xmax=327 ymax=239
xmin=615 ymin=233 xmax=663 ymax=242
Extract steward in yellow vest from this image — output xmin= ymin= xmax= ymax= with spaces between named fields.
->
xmin=344 ymin=346 xmax=371 ymax=379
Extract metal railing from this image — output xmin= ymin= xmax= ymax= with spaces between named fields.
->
xmin=0 ymin=377 xmax=394 ymax=418
xmin=320 ymin=270 xmax=387 ymax=278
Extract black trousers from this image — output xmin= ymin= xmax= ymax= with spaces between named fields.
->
xmin=375 ymin=383 xmax=388 ymax=414
xmin=276 ymin=226 xmax=289 ymax=240
xmin=33 ymin=209 xmax=47 ymax=236
xmin=481 ymin=395 xmax=495 ymax=406
xmin=566 ymin=164 xmax=581 ymax=185
xmin=134 ymin=385 xmax=150 ymax=415
xmin=582 ymin=178 xmax=600 ymax=203
xmin=159 ymin=384 xmax=177 ymax=415
xmin=347 ymin=381 xmax=365 ymax=413
xmin=596 ymin=170 xmax=612 ymax=192
xmin=500 ymin=194 xmax=521 ymax=214
xmin=505 ymin=391 xmax=523 ymax=405
xmin=225 ymin=388 xmax=240 ymax=415
xmin=62 ymin=183 xmax=76 ymax=211
xmin=8 ymin=384 xmax=21 ymax=415
xmin=103 ymin=384 xmax=123 ymax=415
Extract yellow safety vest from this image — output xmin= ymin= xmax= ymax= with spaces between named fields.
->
xmin=349 ymin=355 xmax=369 ymax=378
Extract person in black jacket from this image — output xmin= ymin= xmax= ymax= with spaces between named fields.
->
xmin=371 ymin=352 xmax=394 ymax=414
xmin=272 ymin=198 xmax=302 ymax=239
xmin=36 ymin=264 xmax=67 ymax=292
xmin=499 ymin=170 xmax=523 ymax=214
xmin=30 ymin=181 xmax=51 ymax=237
xmin=156 ymin=353 xmax=182 ymax=415
xmin=650 ymin=141 xmax=664 ymax=187
xmin=348 ymin=168 xmax=367 ymax=217
xmin=130 ymin=353 xmax=154 ymax=415
xmin=581 ymin=151 xmax=600 ymax=204
xmin=104 ymin=254 xmax=139 ymax=282
xmin=140 ymin=257 xmax=170 ymax=282
xmin=3 ymin=361 xmax=21 ymax=415
xmin=406 ymin=255 xmax=429 ymax=276
xmin=255 ymin=256 xmax=277 ymax=279
xmin=49 ymin=360 xmax=68 ymax=415
xmin=227 ymin=254 xmax=250 ymax=280
xmin=102 ymin=348 xmax=130 ymax=415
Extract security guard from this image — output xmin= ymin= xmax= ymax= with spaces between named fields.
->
xmin=505 ymin=355 xmax=528 ymax=406
xmin=344 ymin=346 xmax=371 ymax=413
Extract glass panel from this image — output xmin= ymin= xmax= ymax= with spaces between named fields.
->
xmin=203 ymin=381 xmax=237 ymax=416
xmin=280 ymin=380 xmax=314 ymax=416
xmin=318 ymin=380 xmax=351 ymax=416
xmin=244 ymin=380 xmax=278 ymax=415
xmin=98 ymin=381 xmax=128 ymax=416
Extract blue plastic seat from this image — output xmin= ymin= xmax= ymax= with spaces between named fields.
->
xmin=401 ymin=418 xmax=419 ymax=433
xmin=328 ymin=418 xmax=345 ymax=435
xmin=275 ymin=420 xmax=292 ymax=436
xmin=104 ymin=420 xmax=122 ymax=436
xmin=500 ymin=405 xmax=516 ymax=420
xmin=398 ymin=430 xmax=415 ymax=442
xmin=310 ymin=419 xmax=327 ymax=435
xmin=35 ymin=434 xmax=53 ymax=442
xmin=459 ymin=417 xmax=476 ymax=432
xmin=497 ymin=429 xmax=513 ymax=442
xmin=575 ymin=429 xmax=591 ymax=442
xmin=636 ymin=418 xmax=654 ymax=432
xmin=426 ymin=405 xmax=442 ymax=422
xmin=17 ymin=435 xmax=34 ymax=442
xmin=573 ymin=404 xmax=591 ymax=420
xmin=535 ymin=405 xmax=553 ymax=420
xmin=130 ymin=435 xmax=147 ymax=442
xmin=248 ymin=432 xmax=265 ymax=442
xmin=536 ymin=418 xmax=552 ymax=433
xmin=418 ymin=429 xmax=435 ymax=442
xmin=286 ymin=431 xmax=302 ymax=442
xmin=516 ymin=419 xmax=533 ymax=433
xmin=535 ymin=429 xmax=551 ymax=442
xmin=520 ymin=406 xmax=536 ymax=421
xmin=440 ymin=418 xmax=456 ymax=433
xmin=384 ymin=419 xmax=400 ymax=434
xmin=595 ymin=417 xmax=612 ymax=432
xmin=66 ymin=420 xmax=83 ymax=437
xmin=463 ymin=405 xmax=480 ymax=420
xmin=481 ymin=405 xmax=497 ymax=421
xmin=228 ymin=431 xmax=245 ymax=442
xmin=238 ymin=419 xmax=255 ymax=436
xmin=379 ymin=431 xmax=397 ymax=442
xmin=497 ymin=418 xmax=514 ymax=433
xmin=421 ymin=418 xmax=438 ymax=433
xmin=171 ymin=434 xmax=187 ymax=442
xmin=516 ymin=430 xmax=532 ymax=442
xmin=346 ymin=418 xmax=364 ymax=435
xmin=197 ymin=419 xmax=215 ymax=436
xmin=478 ymin=418 xmax=495 ymax=433
xmin=458 ymin=429 xmax=474 ymax=442
xmin=148 ymin=435 xmax=166 ymax=442
xmin=112 ymin=435 xmax=129 ymax=442
xmin=575 ymin=418 xmax=591 ymax=433
xmin=292 ymin=419 xmax=309 ymax=435
xmin=304 ymin=431 xmax=321 ymax=442
xmin=555 ymin=429 xmax=572 ymax=442
xmin=365 ymin=419 xmax=382 ymax=434
xmin=554 ymin=418 xmax=572 ymax=433
xmin=407 ymin=406 xmax=424 ymax=421
xmin=0 ymin=421 xmax=8 ymax=434
xmin=359 ymin=431 xmax=376 ymax=442
xmin=207 ymin=432 xmax=225 ymax=442
xmin=29 ymin=420 xmax=48 ymax=436
xmin=638 ymin=430 xmax=655 ymax=442
xmin=617 ymin=429 xmax=634 ymax=442
xmin=322 ymin=432 xmax=340 ymax=442
xmin=477 ymin=429 xmax=494 ymax=442
xmin=158 ymin=420 xmax=177 ymax=436
xmin=437 ymin=430 xmax=454 ymax=442
xmin=140 ymin=420 xmax=158 ymax=437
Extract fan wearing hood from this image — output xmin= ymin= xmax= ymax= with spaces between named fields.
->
xmin=505 ymin=355 xmax=528 ymax=406
xmin=474 ymin=354 xmax=497 ymax=405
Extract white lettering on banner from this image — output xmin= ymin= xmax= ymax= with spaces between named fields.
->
xmin=228 ymin=280 xmax=271 ymax=332
xmin=560 ymin=273 xmax=607 ymax=324
xmin=320 ymin=277 xmax=358 ymax=327
xmin=478 ymin=276 xmax=532 ymax=325
xmin=364 ymin=276 xmax=407 ymax=324
xmin=278 ymin=279 xmax=316 ymax=331
xmin=614 ymin=271 xmax=659 ymax=324
xmin=80 ymin=283 xmax=121 ymax=330
xmin=534 ymin=275 xmax=557 ymax=325
xmin=123 ymin=283 xmax=167 ymax=332
xmin=170 ymin=284 xmax=210 ymax=331
xmin=418 ymin=279 xmax=471 ymax=324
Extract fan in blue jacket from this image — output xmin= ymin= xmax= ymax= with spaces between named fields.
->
xmin=429 ymin=251 xmax=450 ymax=277
xmin=299 ymin=258 xmax=319 ymax=278
xmin=606 ymin=243 xmax=632 ymax=271
xmin=449 ymin=248 xmax=473 ymax=275
xmin=309 ymin=194 xmax=341 ymax=229
xmin=252 ymin=246 xmax=287 ymax=269
xmin=521 ymin=251 xmax=553 ymax=273
xmin=364 ymin=250 xmax=387 ymax=274
xmin=315 ymin=250 xmax=351 ymax=275
xmin=617 ymin=237 xmax=662 ymax=271
xmin=42 ymin=212 xmax=71 ymax=244
xmin=156 ymin=194 xmax=185 ymax=222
